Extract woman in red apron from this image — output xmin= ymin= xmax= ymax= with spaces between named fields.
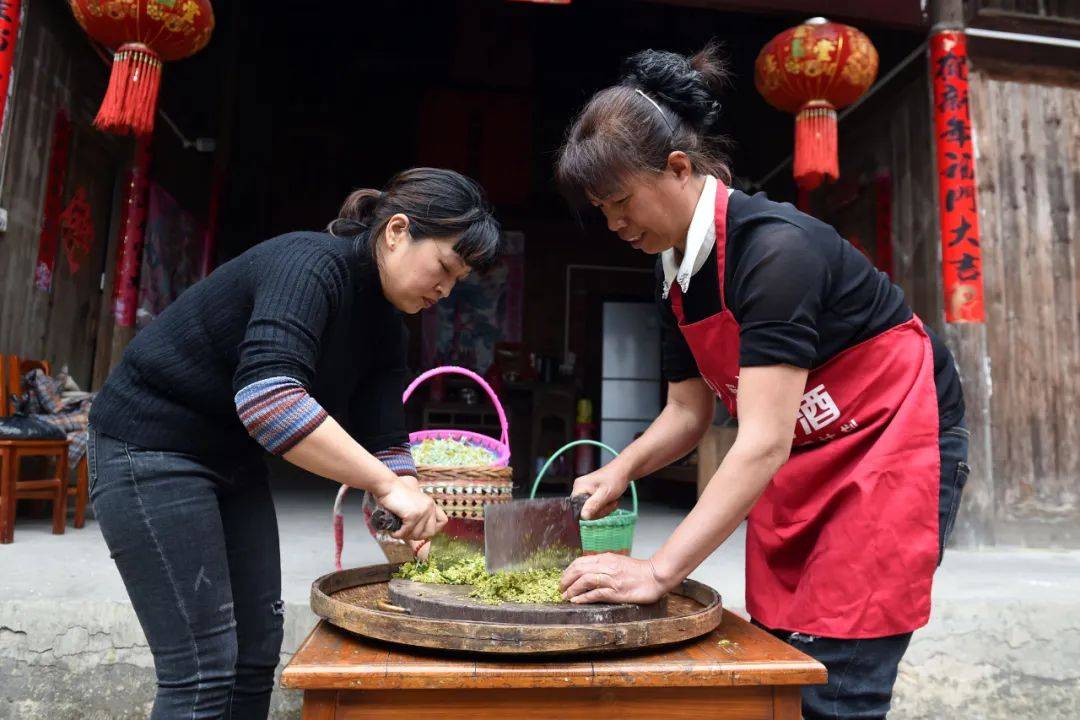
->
xmin=555 ymin=45 xmax=969 ymax=719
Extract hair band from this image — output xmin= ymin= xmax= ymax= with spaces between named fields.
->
xmin=635 ymin=89 xmax=676 ymax=135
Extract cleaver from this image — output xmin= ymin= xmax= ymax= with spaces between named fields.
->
xmin=483 ymin=494 xmax=589 ymax=573
xmin=369 ymin=505 xmax=483 ymax=561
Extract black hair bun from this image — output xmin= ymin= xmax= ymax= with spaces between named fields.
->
xmin=619 ymin=41 xmax=730 ymax=131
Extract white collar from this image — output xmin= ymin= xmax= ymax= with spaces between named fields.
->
xmin=661 ymin=175 xmax=719 ymax=299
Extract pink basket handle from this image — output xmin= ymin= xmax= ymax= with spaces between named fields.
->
xmin=403 ymin=366 xmax=509 ymax=448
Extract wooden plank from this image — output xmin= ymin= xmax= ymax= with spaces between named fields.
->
xmin=284 ymin=613 xmax=826 ymax=691
xmin=471 ymin=655 xmax=594 ymax=690
xmin=383 ymin=642 xmax=478 ymax=691
xmin=967 ymin=70 xmax=1080 ymax=544
xmin=908 ymin=68 xmax=944 ymax=328
xmin=333 ymin=686 xmax=777 ymax=720
xmin=1024 ymin=80 xmax=1058 ymax=516
xmin=90 ymin=159 xmax=128 ymax=391
xmin=949 ymin=69 xmax=1002 ymax=546
xmin=1039 ymin=83 xmax=1080 ymax=527
xmin=595 ymin=614 xmax=825 ymax=687
xmin=282 ymin=622 xmax=390 ymax=690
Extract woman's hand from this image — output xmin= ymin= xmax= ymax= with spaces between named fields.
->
xmin=374 ymin=475 xmax=447 ymax=541
xmin=560 ymin=553 xmax=670 ymax=605
xmin=572 ymin=465 xmax=630 ymax=520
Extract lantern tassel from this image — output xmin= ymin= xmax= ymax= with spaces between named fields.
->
xmin=95 ymin=43 xmax=162 ymax=137
xmin=793 ymin=100 xmax=838 ymax=191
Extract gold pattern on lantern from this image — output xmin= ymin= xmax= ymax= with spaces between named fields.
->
xmin=83 ymin=1 xmax=138 ymax=20
xmin=812 ymin=38 xmax=836 ymax=62
xmin=757 ymin=55 xmax=781 ymax=93
xmin=146 ymin=0 xmax=202 ymax=34
xmin=840 ymin=34 xmax=877 ymax=88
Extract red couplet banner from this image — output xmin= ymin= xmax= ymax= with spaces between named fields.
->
xmin=930 ymin=31 xmax=985 ymax=323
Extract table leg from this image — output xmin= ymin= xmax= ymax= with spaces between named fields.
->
xmin=773 ymin=686 xmax=803 ymax=720
xmin=1 ymin=449 xmax=13 ymax=543
xmin=302 ymin=690 xmax=338 ymax=720
xmin=52 ymin=445 xmax=69 ymax=534
xmin=73 ymin=456 xmax=89 ymax=528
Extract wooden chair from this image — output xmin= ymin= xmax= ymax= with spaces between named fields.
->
xmin=0 ymin=356 xmax=75 ymax=543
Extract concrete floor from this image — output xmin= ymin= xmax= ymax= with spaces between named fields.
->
xmin=2 ymin=480 xmax=1079 ymax=719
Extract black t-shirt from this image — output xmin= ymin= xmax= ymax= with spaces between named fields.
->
xmin=657 ymin=189 xmax=965 ymax=430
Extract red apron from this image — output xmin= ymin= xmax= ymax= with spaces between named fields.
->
xmin=669 ymin=182 xmax=940 ymax=638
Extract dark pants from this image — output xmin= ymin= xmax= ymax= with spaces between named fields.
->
xmin=88 ymin=429 xmax=285 ymax=720
xmin=754 ymin=421 xmax=970 ymax=720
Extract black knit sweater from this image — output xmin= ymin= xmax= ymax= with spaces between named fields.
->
xmin=90 ymin=232 xmax=411 ymax=461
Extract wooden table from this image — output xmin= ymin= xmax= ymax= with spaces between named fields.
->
xmin=282 ymin=612 xmax=827 ymax=719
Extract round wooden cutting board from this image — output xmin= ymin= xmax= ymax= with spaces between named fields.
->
xmin=310 ymin=563 xmax=723 ymax=655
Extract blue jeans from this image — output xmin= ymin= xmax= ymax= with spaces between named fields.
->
xmin=88 ymin=429 xmax=284 ymax=720
xmin=755 ymin=421 xmax=970 ymax=720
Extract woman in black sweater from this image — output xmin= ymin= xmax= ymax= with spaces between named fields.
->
xmin=88 ymin=168 xmax=501 ymax=719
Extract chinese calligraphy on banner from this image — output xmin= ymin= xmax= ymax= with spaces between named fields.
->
xmin=931 ymin=31 xmax=985 ymax=323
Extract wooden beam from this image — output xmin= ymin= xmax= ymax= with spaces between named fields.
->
xmin=640 ymin=0 xmax=928 ymax=29
xmin=967 ymin=8 xmax=1080 ymax=42
xmin=967 ymin=33 xmax=1080 ymax=79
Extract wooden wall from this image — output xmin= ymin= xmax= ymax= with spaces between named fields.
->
xmin=797 ymin=53 xmax=1080 ymax=547
xmin=968 ymin=68 xmax=1080 ymax=545
xmin=0 ymin=0 xmax=125 ymax=389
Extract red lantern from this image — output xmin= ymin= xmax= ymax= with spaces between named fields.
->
xmin=755 ymin=17 xmax=878 ymax=191
xmin=68 ymin=1 xmax=214 ymax=137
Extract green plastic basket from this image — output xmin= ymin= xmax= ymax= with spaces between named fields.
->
xmin=529 ymin=440 xmax=638 ymax=555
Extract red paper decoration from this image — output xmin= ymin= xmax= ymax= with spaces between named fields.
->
xmin=67 ymin=0 xmax=214 ymax=136
xmin=34 ymin=110 xmax=72 ymax=292
xmin=59 ymin=187 xmax=95 ymax=274
xmin=0 ymin=1 xmax=22 ymax=140
xmin=931 ymin=31 xmax=984 ymax=324
xmin=755 ymin=17 xmax=878 ymax=191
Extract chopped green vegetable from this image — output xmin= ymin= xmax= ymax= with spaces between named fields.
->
xmin=411 ymin=438 xmax=498 ymax=467
xmin=470 ymin=567 xmax=563 ymax=604
xmin=395 ymin=546 xmax=566 ymax=604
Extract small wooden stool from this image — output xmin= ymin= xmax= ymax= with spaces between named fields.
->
xmin=282 ymin=611 xmax=826 ymax=719
xmin=0 ymin=439 xmax=69 ymax=543
xmin=0 ymin=355 xmax=86 ymax=542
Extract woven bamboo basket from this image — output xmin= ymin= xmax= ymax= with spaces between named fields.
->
xmin=405 ymin=367 xmax=513 ymax=519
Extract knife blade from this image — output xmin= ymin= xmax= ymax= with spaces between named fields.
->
xmin=483 ymin=495 xmax=588 ymax=573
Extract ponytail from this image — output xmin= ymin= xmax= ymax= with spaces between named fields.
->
xmin=327 ymin=168 xmax=502 ymax=270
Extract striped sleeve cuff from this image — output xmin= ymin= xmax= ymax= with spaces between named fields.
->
xmin=374 ymin=443 xmax=417 ymax=478
xmin=235 ymin=376 xmax=328 ymax=455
